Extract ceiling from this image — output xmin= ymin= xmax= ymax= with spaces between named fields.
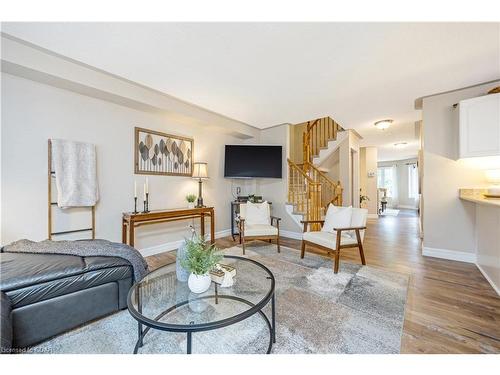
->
xmin=2 ymin=22 xmax=499 ymax=160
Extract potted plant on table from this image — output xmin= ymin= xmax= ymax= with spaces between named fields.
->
xmin=186 ymin=194 xmax=197 ymax=209
xmin=181 ymin=235 xmax=223 ymax=293
xmin=359 ymin=188 xmax=370 ymax=208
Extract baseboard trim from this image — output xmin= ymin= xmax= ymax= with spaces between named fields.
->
xmin=280 ymin=230 xmax=302 ymax=240
xmin=476 ymin=263 xmax=500 ymax=296
xmin=139 ymin=229 xmax=232 ymax=257
xmin=422 ymin=246 xmax=476 ymax=263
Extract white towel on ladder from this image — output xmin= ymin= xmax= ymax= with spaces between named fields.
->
xmin=51 ymin=139 xmax=99 ymax=208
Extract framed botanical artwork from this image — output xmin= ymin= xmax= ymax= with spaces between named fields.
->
xmin=134 ymin=127 xmax=194 ymax=176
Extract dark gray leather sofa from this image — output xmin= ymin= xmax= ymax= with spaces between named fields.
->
xmin=0 ymin=252 xmax=133 ymax=351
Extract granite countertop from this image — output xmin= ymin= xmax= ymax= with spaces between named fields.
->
xmin=459 ymin=188 xmax=500 ymax=207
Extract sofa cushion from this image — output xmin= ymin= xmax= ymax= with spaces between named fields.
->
xmin=244 ymin=224 xmax=278 ymax=237
xmin=0 ymin=252 xmax=132 ymax=308
xmin=303 ymin=231 xmax=357 ymax=249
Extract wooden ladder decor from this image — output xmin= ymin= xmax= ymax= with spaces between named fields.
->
xmin=48 ymin=139 xmax=96 ymax=240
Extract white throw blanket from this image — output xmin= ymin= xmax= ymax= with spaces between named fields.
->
xmin=51 ymin=139 xmax=99 ymax=208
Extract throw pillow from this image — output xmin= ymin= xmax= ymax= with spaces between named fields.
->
xmin=245 ymin=201 xmax=271 ymax=225
xmin=321 ymin=205 xmax=352 ymax=233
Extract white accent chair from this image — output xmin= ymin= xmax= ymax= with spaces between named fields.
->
xmin=238 ymin=202 xmax=281 ymax=254
xmin=301 ymin=206 xmax=368 ymax=273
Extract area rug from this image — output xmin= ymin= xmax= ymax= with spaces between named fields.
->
xmin=30 ymin=244 xmax=409 ymax=354
xmin=380 ymin=208 xmax=400 ymax=217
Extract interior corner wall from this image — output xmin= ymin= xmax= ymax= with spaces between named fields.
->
xmin=0 ymin=72 xmax=258 ymax=251
xmin=422 ymin=80 xmax=499 ymax=258
xmin=256 ymin=124 xmax=299 ymax=233
xmin=360 ymin=147 xmax=378 ymax=214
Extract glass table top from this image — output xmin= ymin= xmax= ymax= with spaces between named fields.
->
xmin=128 ymin=256 xmax=274 ymax=331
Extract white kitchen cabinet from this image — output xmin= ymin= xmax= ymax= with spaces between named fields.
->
xmin=459 ymin=92 xmax=500 ymax=158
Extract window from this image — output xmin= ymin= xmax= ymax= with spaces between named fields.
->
xmin=377 ymin=167 xmax=394 ymax=197
xmin=408 ymin=164 xmax=418 ymax=199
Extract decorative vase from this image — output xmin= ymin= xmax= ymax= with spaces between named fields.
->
xmin=188 ymin=273 xmax=211 ymax=294
xmin=187 ymin=202 xmax=195 ymax=209
xmin=176 ymin=241 xmax=189 ymax=282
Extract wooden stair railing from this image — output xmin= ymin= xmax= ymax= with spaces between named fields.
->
xmin=287 ymin=159 xmax=321 ymax=223
xmin=307 ymin=163 xmax=343 ymax=210
xmin=303 ymin=116 xmax=342 ymax=166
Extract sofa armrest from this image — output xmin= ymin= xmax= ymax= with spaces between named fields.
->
xmin=300 ymin=220 xmax=325 ymax=232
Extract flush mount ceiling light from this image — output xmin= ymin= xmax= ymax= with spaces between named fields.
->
xmin=394 ymin=142 xmax=408 ymax=148
xmin=374 ymin=119 xmax=393 ymax=130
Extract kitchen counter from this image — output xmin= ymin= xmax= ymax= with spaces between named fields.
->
xmin=459 ymin=188 xmax=500 ymax=207
xmin=459 ymin=188 xmax=500 ymax=295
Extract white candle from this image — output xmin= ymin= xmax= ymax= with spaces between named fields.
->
xmin=134 ymin=181 xmax=137 ymax=198
xmin=146 ymin=177 xmax=149 ymax=194
xmin=143 ymin=182 xmax=146 ymax=201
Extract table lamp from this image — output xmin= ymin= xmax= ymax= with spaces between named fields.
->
xmin=485 ymin=169 xmax=500 ymax=197
xmin=192 ymin=162 xmax=209 ymax=207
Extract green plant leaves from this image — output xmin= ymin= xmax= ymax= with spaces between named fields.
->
xmin=180 ymin=235 xmax=223 ymax=276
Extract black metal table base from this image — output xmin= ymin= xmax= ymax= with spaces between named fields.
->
xmin=133 ymin=293 xmax=276 ymax=354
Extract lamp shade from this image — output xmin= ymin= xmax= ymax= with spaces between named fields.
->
xmin=485 ymin=169 xmax=500 ymax=183
xmin=192 ymin=162 xmax=209 ymax=179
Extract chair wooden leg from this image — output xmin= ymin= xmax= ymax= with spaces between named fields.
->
xmin=300 ymin=240 xmax=306 ymax=259
xmin=334 ymin=250 xmax=340 ymax=273
xmin=276 ymin=236 xmax=281 ymax=253
xmin=334 ymin=231 xmax=342 ymax=273
xmin=355 ymin=229 xmax=366 ymax=265
xmin=358 ymin=244 xmax=366 ymax=265
xmin=242 ymin=236 xmax=246 ymax=255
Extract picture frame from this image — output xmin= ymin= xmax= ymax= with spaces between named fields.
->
xmin=134 ymin=127 xmax=194 ymax=176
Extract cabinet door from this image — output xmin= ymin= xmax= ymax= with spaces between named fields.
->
xmin=459 ymin=93 xmax=500 ymax=158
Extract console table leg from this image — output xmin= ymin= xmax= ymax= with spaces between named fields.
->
xmin=129 ymin=222 xmax=135 ymax=247
xmin=210 ymin=209 xmax=215 ymax=245
xmin=200 ymin=213 xmax=205 ymax=238
xmin=122 ymin=220 xmax=127 ymax=244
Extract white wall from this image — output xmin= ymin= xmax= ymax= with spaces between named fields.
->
xmin=378 ymin=157 xmax=418 ymax=209
xmin=360 ymin=147 xmax=378 ymax=214
xmin=422 ymin=81 xmax=499 ymax=259
xmin=256 ymin=124 xmax=298 ymax=234
xmin=1 ymin=73 xmax=257 ymax=252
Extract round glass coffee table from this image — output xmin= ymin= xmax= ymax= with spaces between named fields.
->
xmin=127 ymin=255 xmax=276 ymax=354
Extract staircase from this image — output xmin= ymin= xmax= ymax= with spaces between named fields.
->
xmin=287 ymin=116 xmax=344 ymax=227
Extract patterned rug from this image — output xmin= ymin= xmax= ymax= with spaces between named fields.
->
xmin=30 ymin=243 xmax=409 ymax=354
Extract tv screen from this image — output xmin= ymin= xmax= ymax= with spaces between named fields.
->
xmin=224 ymin=145 xmax=282 ymax=178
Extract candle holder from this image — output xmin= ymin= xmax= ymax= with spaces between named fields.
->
xmin=146 ymin=193 xmax=149 ymax=213
xmin=134 ymin=197 xmax=138 ymax=214
xmin=142 ymin=199 xmax=147 ymax=213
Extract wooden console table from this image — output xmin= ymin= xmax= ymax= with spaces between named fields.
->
xmin=122 ymin=207 xmax=215 ymax=247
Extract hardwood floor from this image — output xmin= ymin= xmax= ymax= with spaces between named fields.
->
xmin=145 ymin=212 xmax=500 ymax=353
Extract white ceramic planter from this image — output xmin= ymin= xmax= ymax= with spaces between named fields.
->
xmin=187 ymin=202 xmax=195 ymax=209
xmin=188 ymin=273 xmax=211 ymax=294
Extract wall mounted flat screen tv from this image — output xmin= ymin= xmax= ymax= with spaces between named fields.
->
xmin=224 ymin=145 xmax=282 ymax=178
